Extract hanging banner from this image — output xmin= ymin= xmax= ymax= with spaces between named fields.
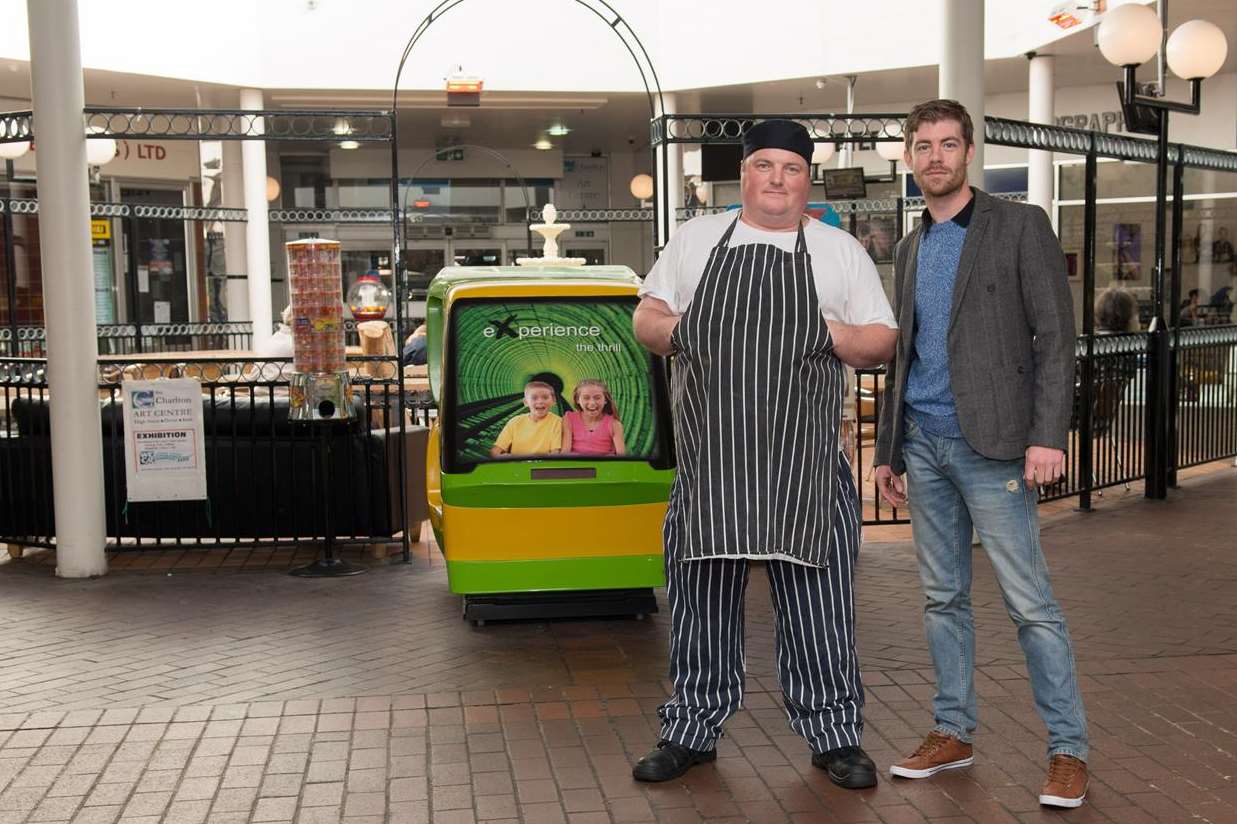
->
xmin=121 ymin=379 xmax=207 ymax=502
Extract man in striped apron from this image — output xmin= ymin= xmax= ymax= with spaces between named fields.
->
xmin=631 ymin=119 xmax=898 ymax=786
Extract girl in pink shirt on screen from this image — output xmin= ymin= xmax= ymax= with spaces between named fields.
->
xmin=562 ymin=379 xmax=627 ymax=456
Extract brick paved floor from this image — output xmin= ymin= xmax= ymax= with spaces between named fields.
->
xmin=0 ymin=467 xmax=1234 ymax=823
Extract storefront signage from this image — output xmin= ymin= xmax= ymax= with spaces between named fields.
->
xmin=1056 ymin=111 xmax=1125 ymax=133
xmin=122 ymin=379 xmax=207 ymax=502
xmin=91 ymin=219 xmax=111 ymax=241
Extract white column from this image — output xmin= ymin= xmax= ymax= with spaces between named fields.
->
xmin=1028 ymin=54 xmax=1055 ymax=224
xmin=656 ymin=93 xmax=682 ymax=245
xmin=27 ymin=0 xmax=107 ymax=577
xmin=240 ymin=89 xmax=272 ymax=351
xmin=940 ymin=0 xmax=985 ymax=184
xmin=221 ymin=140 xmax=250 ymax=321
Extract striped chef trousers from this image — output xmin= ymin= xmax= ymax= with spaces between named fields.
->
xmin=657 ymin=454 xmax=864 ymax=754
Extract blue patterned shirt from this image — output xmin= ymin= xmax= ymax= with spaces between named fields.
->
xmin=905 ymin=195 xmax=974 ymax=438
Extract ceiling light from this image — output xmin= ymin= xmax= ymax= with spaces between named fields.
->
xmin=339 ymin=139 xmax=360 ymax=150
xmin=446 ymin=70 xmax=483 ymax=107
xmin=533 ymin=136 xmax=553 ymax=151
xmin=332 ymin=118 xmax=353 ymax=136
xmin=811 ymin=141 xmax=835 ymax=165
xmin=547 ymin=122 xmax=571 ymax=137
xmin=85 ymin=125 xmax=117 ymax=167
xmin=0 ymin=140 xmax=30 ymax=160
xmin=875 ymin=141 xmax=904 ymax=162
xmin=630 ymin=174 xmax=654 ymax=201
xmin=1097 ymin=3 xmax=1162 ymax=67
xmin=1166 ymin=20 xmax=1228 ymax=80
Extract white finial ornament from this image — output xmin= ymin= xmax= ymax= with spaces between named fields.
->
xmin=516 ymin=202 xmax=585 ymax=266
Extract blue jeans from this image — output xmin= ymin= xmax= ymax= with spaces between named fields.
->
xmin=902 ymin=417 xmax=1088 ymax=762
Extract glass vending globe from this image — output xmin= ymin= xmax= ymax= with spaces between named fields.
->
xmin=347 ymin=271 xmax=392 ymax=322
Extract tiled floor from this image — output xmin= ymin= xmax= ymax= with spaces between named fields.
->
xmin=1 ymin=466 xmax=1235 ymax=823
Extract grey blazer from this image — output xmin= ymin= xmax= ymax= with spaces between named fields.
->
xmin=874 ymin=189 xmax=1076 ymax=474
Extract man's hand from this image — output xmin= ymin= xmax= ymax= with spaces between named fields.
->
xmin=1024 ymin=446 xmax=1065 ymax=487
xmin=633 ymin=296 xmax=680 ymax=356
xmin=874 ymin=464 xmax=907 ymax=508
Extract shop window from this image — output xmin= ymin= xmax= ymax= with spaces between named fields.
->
xmin=280 ymin=154 xmax=332 ymax=209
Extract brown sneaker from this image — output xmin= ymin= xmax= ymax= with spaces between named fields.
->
xmin=1039 ymin=754 xmax=1087 ymax=808
xmin=889 ymin=731 xmax=973 ymax=779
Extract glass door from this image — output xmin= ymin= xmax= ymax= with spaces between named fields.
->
xmin=120 ymin=186 xmax=192 ymax=325
xmin=561 ymin=243 xmax=607 ymax=266
xmin=448 ymin=243 xmax=504 ymax=267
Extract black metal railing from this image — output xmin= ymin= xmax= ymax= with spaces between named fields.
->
xmin=0 ymin=355 xmax=422 ymax=557
xmin=1175 ymin=324 xmax=1237 ymax=470
xmin=853 ymin=326 xmax=1237 ymax=524
xmin=1 ymin=321 xmax=428 ymax=357
xmin=0 ymin=323 xmax=257 ymax=357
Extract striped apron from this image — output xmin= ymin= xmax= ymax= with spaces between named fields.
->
xmin=658 ymin=214 xmax=864 ymax=753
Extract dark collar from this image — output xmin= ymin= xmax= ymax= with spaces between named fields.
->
xmin=921 ymin=187 xmax=976 ymax=229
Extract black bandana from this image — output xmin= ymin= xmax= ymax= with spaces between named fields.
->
xmin=742 ymin=119 xmax=814 ymax=166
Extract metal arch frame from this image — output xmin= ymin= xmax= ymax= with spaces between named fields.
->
xmin=389 ymin=0 xmax=667 ymax=277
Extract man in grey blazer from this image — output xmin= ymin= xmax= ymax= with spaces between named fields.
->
xmin=873 ymin=100 xmax=1089 ymax=809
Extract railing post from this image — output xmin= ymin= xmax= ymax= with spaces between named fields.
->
xmin=1144 ymin=112 xmax=1171 ymax=499
xmin=1077 ymin=141 xmax=1097 ymax=511
xmin=2 ymin=160 xmax=19 ymax=356
xmin=125 ymin=214 xmax=144 ymax=354
xmin=1167 ymin=155 xmax=1184 ymax=488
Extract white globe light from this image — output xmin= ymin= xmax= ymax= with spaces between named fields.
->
xmin=1166 ymin=19 xmax=1228 ymax=80
xmin=0 ymin=140 xmax=30 ymax=160
xmin=84 ymin=126 xmax=117 ymax=166
xmin=810 ymin=141 xmax=835 ymax=165
xmin=1097 ymin=3 xmax=1163 ymax=67
xmin=265 ymin=176 xmax=281 ymax=202
xmin=875 ymin=141 xmax=904 ymax=162
xmin=629 ymin=173 xmax=654 ymax=201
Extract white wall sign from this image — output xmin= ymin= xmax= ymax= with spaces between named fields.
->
xmin=122 ymin=379 xmax=208 ymax=502
xmin=558 ymin=157 xmax=609 ymax=211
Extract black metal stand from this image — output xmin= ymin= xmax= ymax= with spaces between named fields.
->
xmin=290 ymin=423 xmax=366 ymax=577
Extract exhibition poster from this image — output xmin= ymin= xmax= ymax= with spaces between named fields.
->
xmin=121 ymin=378 xmax=208 ymax=502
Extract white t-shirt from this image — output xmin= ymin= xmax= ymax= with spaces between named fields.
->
xmin=638 ymin=211 xmax=897 ymax=329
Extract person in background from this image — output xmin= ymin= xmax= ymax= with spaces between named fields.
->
xmin=1178 ymin=288 xmax=1201 ymax=327
xmin=1096 ymin=286 xmax=1140 ymax=334
xmin=257 ymin=306 xmax=295 ymax=358
xmin=402 ymin=323 xmax=428 ymax=366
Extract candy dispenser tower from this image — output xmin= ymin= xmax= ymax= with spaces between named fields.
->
xmin=285 ymin=238 xmax=352 ymax=422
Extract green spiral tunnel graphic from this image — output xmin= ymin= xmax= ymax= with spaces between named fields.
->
xmin=452 ymin=299 xmax=657 ymax=462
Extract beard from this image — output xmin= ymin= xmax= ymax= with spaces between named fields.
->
xmin=916 ymin=165 xmax=967 ymax=197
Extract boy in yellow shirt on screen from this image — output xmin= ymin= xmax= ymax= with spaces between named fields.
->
xmin=490 ymin=380 xmax=563 ymax=457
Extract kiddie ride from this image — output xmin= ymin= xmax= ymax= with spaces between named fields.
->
xmin=424 ymin=205 xmax=674 ymax=625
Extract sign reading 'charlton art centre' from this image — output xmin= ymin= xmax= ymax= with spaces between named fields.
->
xmin=121 ymin=379 xmax=208 ymax=502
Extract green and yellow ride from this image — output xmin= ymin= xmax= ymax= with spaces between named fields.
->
xmin=423 ymin=265 xmax=674 ymax=623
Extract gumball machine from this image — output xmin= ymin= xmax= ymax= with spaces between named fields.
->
xmin=346 ymin=270 xmax=393 ymax=322
xmin=285 ymin=239 xmax=351 ymax=422
xmin=284 ymin=238 xmax=364 ymax=577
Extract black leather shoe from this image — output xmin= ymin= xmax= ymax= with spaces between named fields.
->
xmin=812 ymin=746 xmax=877 ymax=789
xmin=632 ymin=740 xmax=717 ymax=782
